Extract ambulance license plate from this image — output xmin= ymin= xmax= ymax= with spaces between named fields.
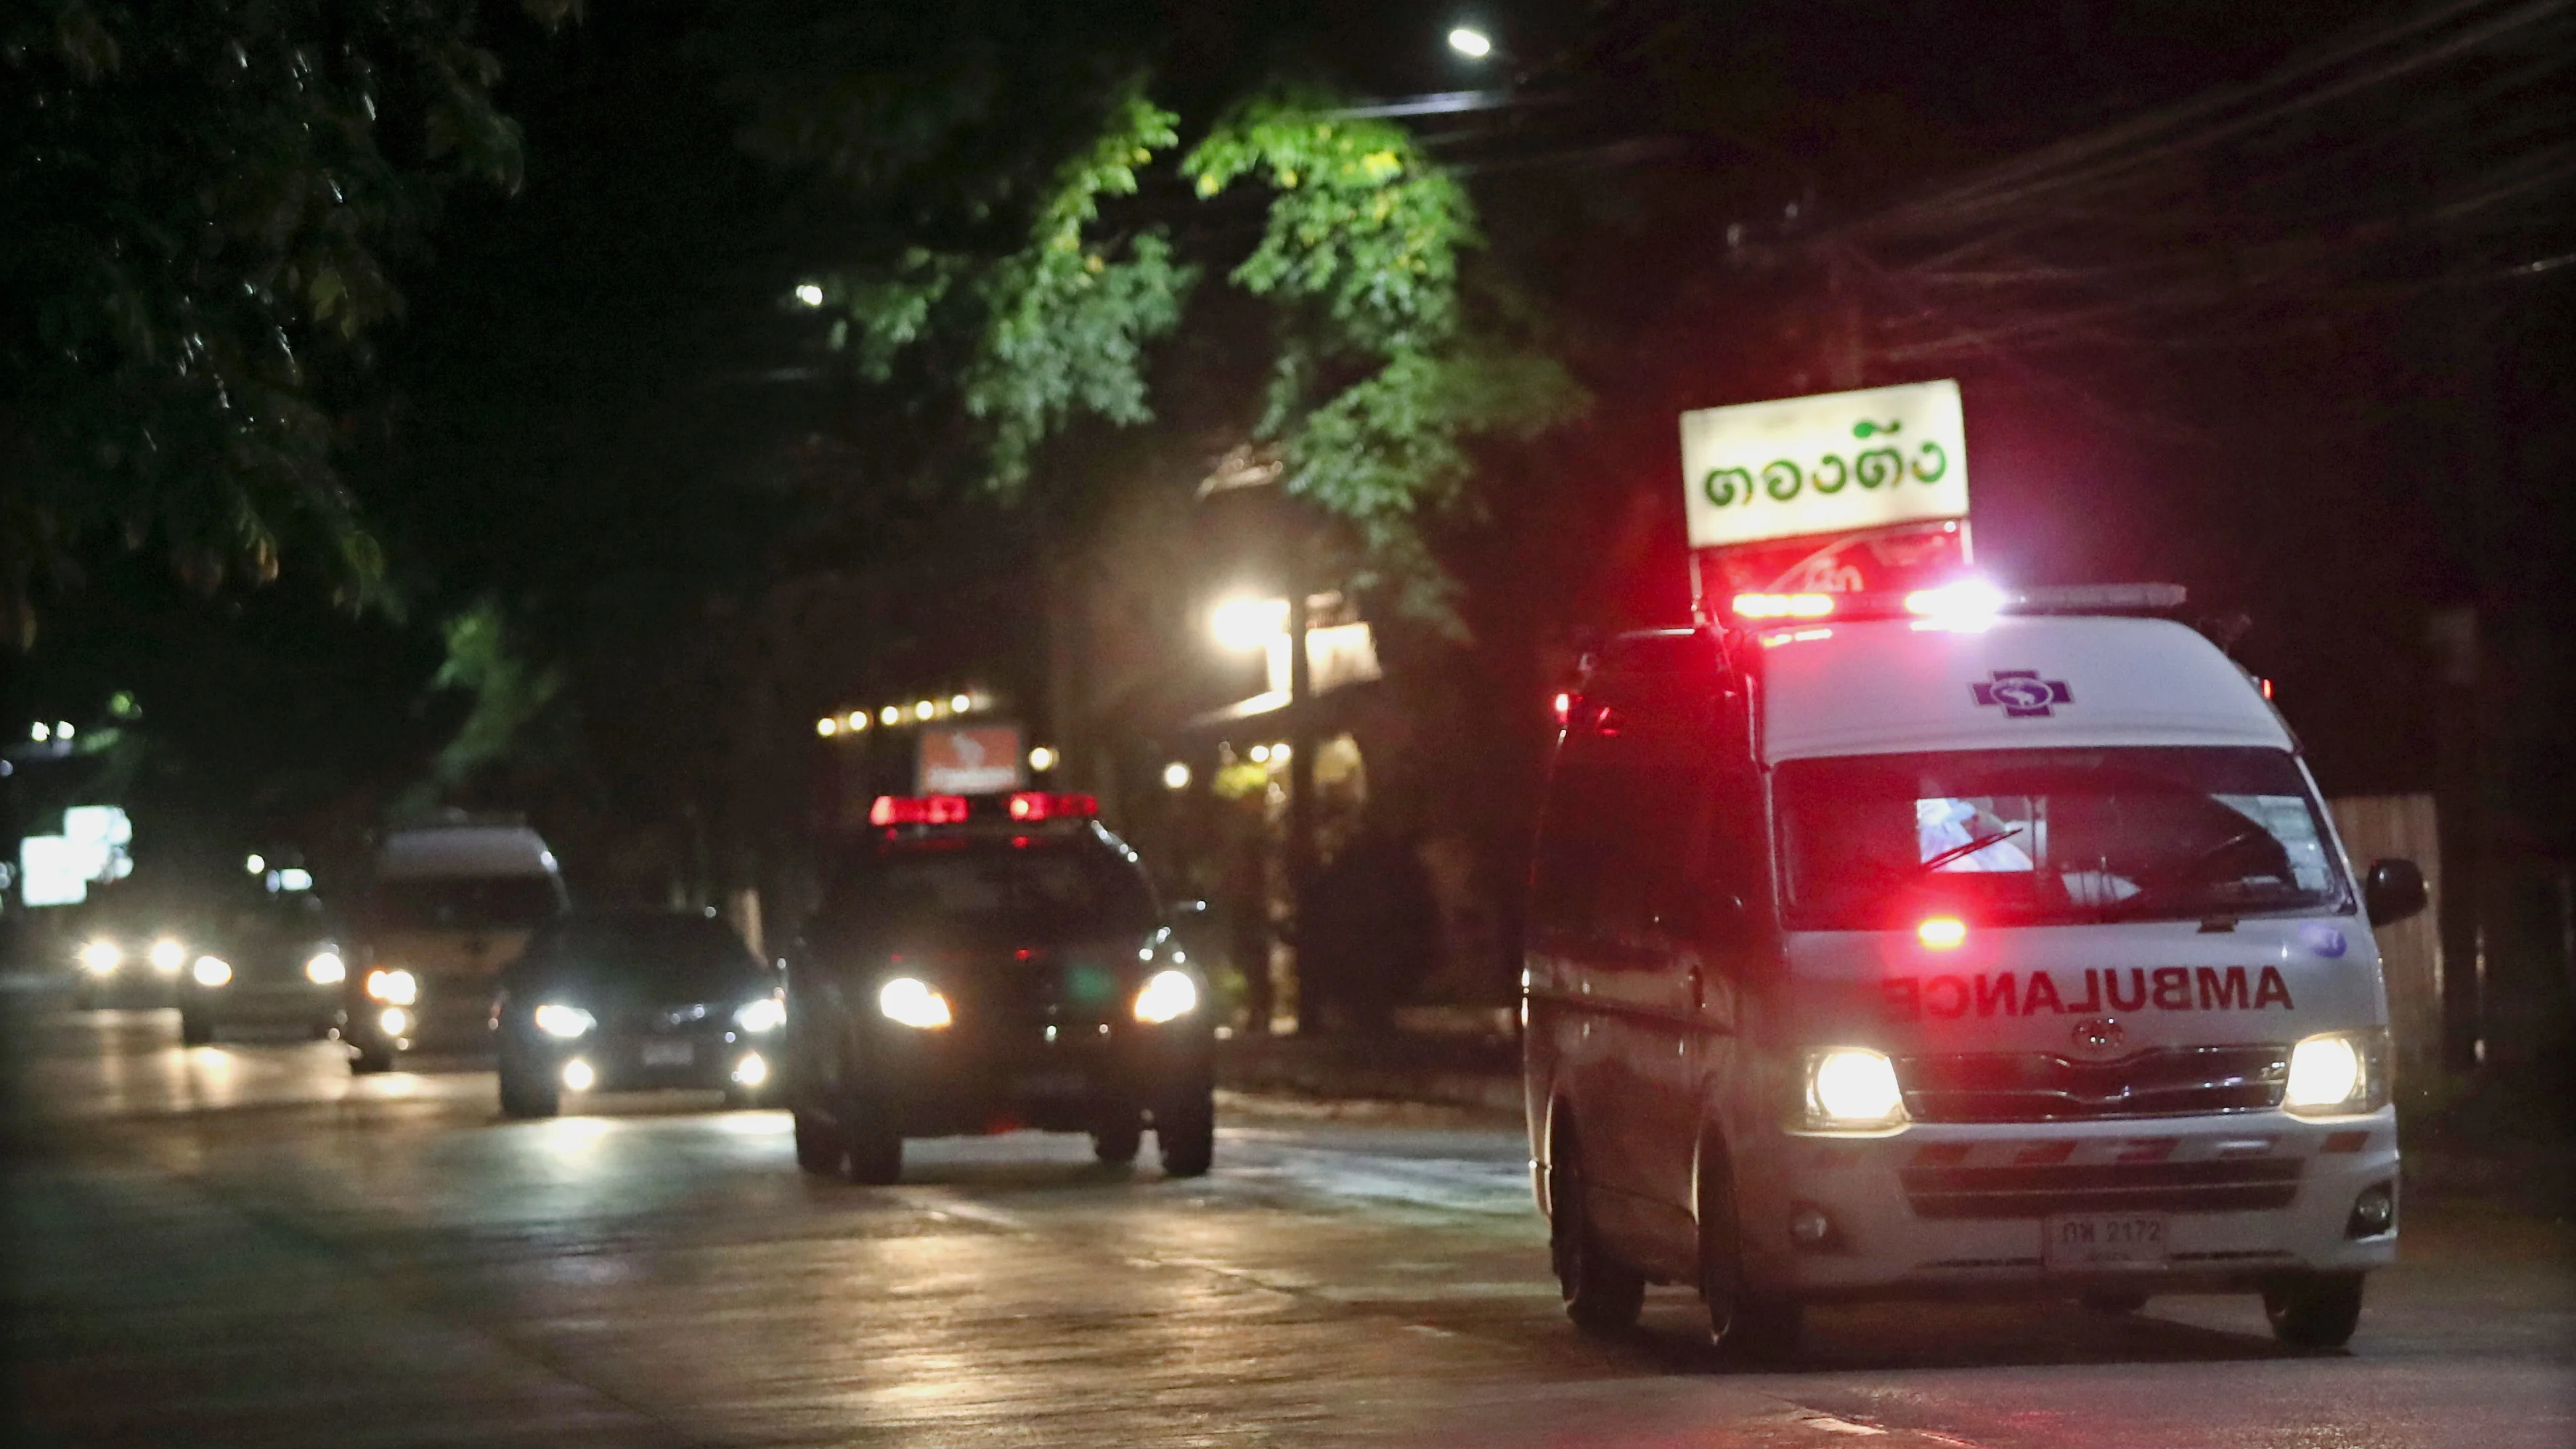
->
xmin=2044 ymin=1214 xmax=2167 ymax=1271
xmin=640 ymin=1041 xmax=695 ymax=1069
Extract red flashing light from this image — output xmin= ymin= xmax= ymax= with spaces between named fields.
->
xmin=1917 ymin=916 xmax=1968 ymax=950
xmin=1552 ymin=691 xmax=1573 ymax=726
xmin=1732 ymin=592 xmax=1836 ymax=620
xmin=1006 ymin=791 xmax=1097 ymax=822
xmin=870 ymin=794 xmax=970 ymax=827
xmin=2259 ymin=677 xmax=2275 ymax=700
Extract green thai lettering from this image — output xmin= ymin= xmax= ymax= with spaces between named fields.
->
xmin=1811 ymin=454 xmax=1849 ymax=494
xmin=1762 ymin=459 xmax=1802 ymax=502
xmin=1704 ymin=467 xmax=1749 ymax=506
xmin=1914 ymin=441 xmax=1948 ymax=483
xmin=1855 ymin=447 xmax=1903 ymax=489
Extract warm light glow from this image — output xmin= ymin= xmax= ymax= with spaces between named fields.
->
xmin=881 ymin=705 xmax=902 ymax=726
xmin=1447 ymin=25 xmax=1494 ymax=57
xmin=1211 ymin=595 xmax=1290 ymax=651
xmin=1028 ymin=745 xmax=1058 ymax=772
xmin=847 ymin=711 xmax=869 ymax=731
xmin=1133 ymin=969 xmax=1200 ymax=1024
xmin=1809 ymin=1048 xmax=1905 ymax=1126
xmin=533 ymin=1004 xmax=596 ymax=1039
xmin=915 ymin=700 xmax=936 ymax=720
xmin=78 ymin=941 xmax=121 ymax=974
xmin=793 ymin=282 xmax=824 ymax=308
xmin=878 ymin=976 xmax=954 ymax=1030
xmin=2285 ymin=1034 xmax=2365 ymax=1111
xmin=734 ymin=996 xmax=786 ymax=1033
xmin=192 ymin=955 xmax=233 ymax=987
xmin=1732 ymin=592 xmax=1837 ymax=620
xmin=1162 ymin=761 xmax=1192 ymax=790
xmin=305 ymin=952 xmax=346 ymax=985
xmin=365 ymin=968 xmax=418 ymax=1005
xmin=561 ymin=1058 xmax=596 ymax=1092
xmin=731 ymin=1052 xmax=769 ymax=1087
xmin=245 ymin=853 xmax=266 ymax=874
xmin=1917 ymin=916 xmax=1968 ymax=950
xmin=950 ymin=693 xmax=971 ymax=712
xmin=378 ymin=1007 xmax=410 ymax=1037
xmin=1904 ymin=578 xmax=2007 ymax=622
xmin=1270 ymin=742 xmax=1291 ymax=762
xmin=1551 ymin=691 xmax=1571 ymax=725
xmin=148 ymin=939 xmax=187 ymax=972
xmin=1249 ymin=744 xmax=1271 ymax=764
xmin=816 ymin=717 xmax=839 ymax=736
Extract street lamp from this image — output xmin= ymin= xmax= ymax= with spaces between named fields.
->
xmin=1028 ymin=745 xmax=1058 ymax=773
xmin=1447 ymin=25 xmax=1494 ymax=59
xmin=1211 ymin=596 xmax=1289 ymax=652
xmin=793 ymin=282 xmax=824 ymax=307
xmin=1162 ymin=762 xmax=1192 ymax=791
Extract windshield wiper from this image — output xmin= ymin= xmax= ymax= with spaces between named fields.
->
xmin=1916 ymin=826 xmax=2024 ymax=876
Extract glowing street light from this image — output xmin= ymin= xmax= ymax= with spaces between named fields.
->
xmin=1447 ymin=25 xmax=1494 ymax=58
xmin=793 ymin=282 xmax=825 ymax=308
xmin=1161 ymin=762 xmax=1192 ymax=791
xmin=846 ymin=711 xmax=869 ymax=732
xmin=1028 ymin=745 xmax=1059 ymax=772
xmin=245 ymin=854 xmax=266 ymax=874
xmin=816 ymin=717 xmax=839 ymax=737
xmin=950 ymin=693 xmax=972 ymax=713
xmin=881 ymin=705 xmax=902 ymax=726
xmin=914 ymin=699 xmax=936 ymax=721
xmin=1210 ymin=596 xmax=1290 ymax=652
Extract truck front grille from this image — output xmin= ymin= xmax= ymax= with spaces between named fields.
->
xmin=1900 ymin=1158 xmax=2304 ymax=1219
xmin=1897 ymin=1045 xmax=2288 ymax=1123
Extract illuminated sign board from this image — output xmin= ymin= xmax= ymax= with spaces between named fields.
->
xmin=1679 ymin=380 xmax=1969 ymax=550
xmin=917 ymin=723 xmax=1026 ymax=795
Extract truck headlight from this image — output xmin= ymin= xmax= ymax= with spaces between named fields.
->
xmin=364 ymin=968 xmax=418 ymax=1006
xmin=532 ymin=1004 xmax=596 ymax=1039
xmin=192 ymin=956 xmax=233 ymax=988
xmin=1804 ymin=1047 xmax=1907 ymax=1128
xmin=734 ymin=996 xmax=785 ymax=1033
xmin=148 ymin=939 xmax=188 ymax=973
xmin=1132 ymin=970 xmax=1199 ymax=1024
xmin=78 ymin=941 xmax=121 ymax=974
xmin=877 ymin=977 xmax=952 ymax=1030
xmin=304 ymin=951 xmax=346 ymax=985
xmin=2284 ymin=1030 xmax=2386 ymax=1115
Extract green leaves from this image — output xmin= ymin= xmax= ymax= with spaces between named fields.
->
xmin=812 ymin=82 xmax=1584 ymax=620
xmin=1 ymin=1 xmax=571 ymax=644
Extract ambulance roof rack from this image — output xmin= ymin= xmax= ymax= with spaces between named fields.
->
xmin=1723 ymin=581 xmax=2187 ymax=626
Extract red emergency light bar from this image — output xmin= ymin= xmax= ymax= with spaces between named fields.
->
xmin=870 ymin=794 xmax=970 ymax=827
xmin=1007 ymin=791 xmax=1098 ymax=822
xmin=1726 ymin=581 xmax=2186 ymax=624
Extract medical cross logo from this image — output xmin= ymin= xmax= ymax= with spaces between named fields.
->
xmin=1972 ymin=669 xmax=2072 ymax=719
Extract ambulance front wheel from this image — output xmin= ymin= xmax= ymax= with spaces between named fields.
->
xmin=2263 ymin=1271 xmax=2363 ymax=1348
xmin=1697 ymin=1151 xmax=1801 ymax=1363
xmin=1549 ymin=1130 xmax=1644 ymax=1332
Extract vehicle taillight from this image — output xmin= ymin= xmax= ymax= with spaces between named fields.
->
xmin=1731 ymin=592 xmax=1837 ymax=620
xmin=1007 ymin=791 xmax=1099 ymax=822
xmin=870 ymin=794 xmax=971 ymax=826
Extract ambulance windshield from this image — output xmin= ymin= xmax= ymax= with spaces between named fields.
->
xmin=1777 ymin=746 xmax=2348 ymax=929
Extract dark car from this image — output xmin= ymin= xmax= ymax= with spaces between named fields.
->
xmin=174 ymin=894 xmax=347 ymax=1045
xmin=783 ymin=792 xmax=1214 ymax=1184
xmin=491 ymin=911 xmax=783 ymax=1118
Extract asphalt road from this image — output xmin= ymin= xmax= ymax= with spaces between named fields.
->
xmin=5 ymin=998 xmax=2571 ymax=1448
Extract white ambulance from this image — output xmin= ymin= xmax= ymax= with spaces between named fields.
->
xmin=343 ymin=819 xmax=569 ymax=1072
xmin=1522 ymin=583 xmax=2423 ymax=1360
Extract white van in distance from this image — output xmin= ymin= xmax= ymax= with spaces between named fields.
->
xmin=343 ymin=819 xmax=569 ymax=1072
xmin=1522 ymin=584 xmax=2425 ymax=1360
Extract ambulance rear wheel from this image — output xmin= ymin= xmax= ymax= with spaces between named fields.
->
xmin=1697 ymin=1153 xmax=1801 ymax=1363
xmin=1549 ymin=1131 xmax=1644 ymax=1332
xmin=2263 ymin=1271 xmax=2363 ymax=1348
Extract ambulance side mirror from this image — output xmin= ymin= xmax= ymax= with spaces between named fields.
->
xmin=2363 ymin=859 xmax=2427 ymax=927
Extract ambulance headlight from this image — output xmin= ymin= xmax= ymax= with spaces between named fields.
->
xmin=304 ymin=951 xmax=346 ymax=986
xmin=364 ymin=968 xmax=418 ymax=1006
xmin=1804 ymin=1047 xmax=1907 ymax=1128
xmin=733 ymin=996 xmax=785 ymax=1033
xmin=532 ymin=1004 xmax=596 ymax=1039
xmin=78 ymin=941 xmax=122 ymax=974
xmin=191 ymin=956 xmax=233 ymax=988
xmin=2284 ymin=1030 xmax=2386 ymax=1115
xmin=148 ymin=939 xmax=188 ymax=973
xmin=877 ymin=977 xmax=953 ymax=1031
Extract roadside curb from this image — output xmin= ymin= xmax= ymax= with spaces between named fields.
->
xmin=1215 ymin=1034 xmax=1524 ymax=1115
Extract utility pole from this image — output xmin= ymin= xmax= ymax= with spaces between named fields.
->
xmin=1284 ymin=586 xmax=1316 ymax=1031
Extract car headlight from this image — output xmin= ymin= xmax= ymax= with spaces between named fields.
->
xmin=1132 ymin=969 xmax=1199 ymax=1025
xmin=148 ymin=939 xmax=187 ymax=973
xmin=191 ymin=956 xmax=233 ymax=988
xmin=1804 ymin=1047 xmax=1907 ymax=1128
xmin=78 ymin=941 xmax=122 ymax=974
xmin=304 ymin=951 xmax=346 ymax=986
xmin=364 ymin=968 xmax=418 ymax=1006
xmin=734 ymin=996 xmax=786 ymax=1033
xmin=877 ymin=976 xmax=952 ymax=1030
xmin=532 ymin=1003 xmax=596 ymax=1039
xmin=2284 ymin=1030 xmax=2386 ymax=1115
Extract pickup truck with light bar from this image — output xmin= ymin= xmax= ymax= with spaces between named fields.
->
xmin=1523 ymin=581 xmax=2425 ymax=1360
xmin=781 ymin=790 xmax=1214 ymax=1184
